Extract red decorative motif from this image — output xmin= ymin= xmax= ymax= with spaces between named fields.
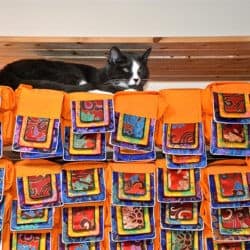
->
xmin=222 ymin=94 xmax=246 ymax=113
xmin=217 ymin=242 xmax=242 ymax=250
xmin=169 ymin=203 xmax=193 ymax=220
xmin=222 ymin=124 xmax=245 ymax=143
xmin=24 ymin=117 xmax=50 ymax=142
xmin=27 ymin=175 xmax=53 ymax=200
xmin=71 ymin=169 xmax=95 ymax=191
xmin=72 ymin=207 xmax=96 ymax=232
xmin=170 ymin=123 xmax=196 ymax=145
xmin=121 ymin=207 xmax=145 ymax=230
xmin=221 ymin=207 xmax=250 ymax=229
xmin=16 ymin=233 xmax=42 ymax=249
xmin=123 ymin=173 xmax=146 ymax=196
xmin=119 ymin=241 xmax=146 ymax=250
xmin=219 ymin=173 xmax=245 ymax=197
xmin=168 ymin=169 xmax=190 ymax=191
xmin=80 ymin=100 xmax=104 ymax=122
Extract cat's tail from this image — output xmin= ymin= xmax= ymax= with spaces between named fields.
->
xmin=0 ymin=68 xmax=20 ymax=89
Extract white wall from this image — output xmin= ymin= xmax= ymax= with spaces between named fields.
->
xmin=0 ymin=0 xmax=249 ymax=89
xmin=0 ymin=0 xmax=250 ymax=37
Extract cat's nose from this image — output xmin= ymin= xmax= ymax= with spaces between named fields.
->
xmin=134 ymin=78 xmax=139 ymax=83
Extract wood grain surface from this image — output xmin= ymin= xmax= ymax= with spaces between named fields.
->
xmin=0 ymin=36 xmax=250 ymax=81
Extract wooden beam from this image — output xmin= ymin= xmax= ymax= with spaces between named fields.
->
xmin=0 ymin=36 xmax=250 ymax=43
xmin=0 ymin=36 xmax=250 ymax=82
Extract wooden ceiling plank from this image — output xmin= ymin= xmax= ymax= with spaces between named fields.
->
xmin=0 ymin=36 xmax=250 ymax=43
xmin=0 ymin=36 xmax=249 ymax=82
xmin=43 ymin=42 xmax=250 ymax=51
xmin=1 ymin=48 xmax=250 ymax=57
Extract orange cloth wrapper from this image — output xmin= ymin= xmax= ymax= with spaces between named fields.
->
xmin=0 ymin=159 xmax=15 ymax=250
xmin=200 ymin=159 xmax=249 ymax=240
xmin=0 ymin=86 xmax=16 ymax=145
xmin=114 ymin=91 xmax=159 ymax=119
xmin=15 ymin=85 xmax=64 ymax=119
xmin=156 ymin=89 xmax=203 ymax=146
xmin=62 ymin=92 xmax=113 ymax=123
xmin=202 ymin=81 xmax=250 ymax=142
xmin=0 ymin=86 xmax=16 ymax=111
xmin=16 ymin=86 xmax=64 ymax=119
xmin=15 ymin=159 xmax=61 ymax=178
xmin=63 ymin=162 xmax=108 ymax=249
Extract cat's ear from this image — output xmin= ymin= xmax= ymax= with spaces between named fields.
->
xmin=141 ymin=48 xmax=152 ymax=62
xmin=108 ymin=47 xmax=125 ymax=64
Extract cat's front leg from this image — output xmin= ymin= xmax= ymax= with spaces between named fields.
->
xmin=124 ymin=89 xmax=137 ymax=92
xmin=88 ymin=89 xmax=114 ymax=95
xmin=78 ymin=79 xmax=88 ymax=86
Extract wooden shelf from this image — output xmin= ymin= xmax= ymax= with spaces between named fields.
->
xmin=3 ymin=146 xmax=244 ymax=164
xmin=0 ymin=36 xmax=250 ymax=81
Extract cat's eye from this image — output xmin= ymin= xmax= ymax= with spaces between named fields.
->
xmin=123 ymin=68 xmax=129 ymax=72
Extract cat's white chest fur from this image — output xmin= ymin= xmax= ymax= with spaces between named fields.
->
xmin=128 ymin=60 xmax=141 ymax=86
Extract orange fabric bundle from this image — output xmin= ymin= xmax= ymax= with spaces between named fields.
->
xmin=62 ymin=162 xmax=108 ymax=209
xmin=0 ymin=86 xmax=16 ymax=145
xmin=108 ymin=162 xmax=158 ymax=248
xmin=0 ymin=159 xmax=15 ymax=193
xmin=8 ymin=160 xmax=62 ymax=249
xmin=0 ymin=86 xmax=16 ymax=111
xmin=13 ymin=85 xmax=64 ymax=155
xmin=154 ymin=159 xmax=170 ymax=249
xmin=52 ymin=207 xmax=107 ymax=250
xmin=112 ymin=91 xmax=159 ymax=152
xmin=62 ymin=162 xmax=108 ymax=248
xmin=156 ymin=158 xmax=166 ymax=169
xmin=114 ymin=91 xmax=159 ymax=118
xmin=156 ymin=88 xmax=203 ymax=146
xmin=62 ymin=91 xmax=113 ymax=125
xmin=15 ymin=159 xmax=62 ymax=178
xmin=0 ymin=159 xmax=15 ymax=250
xmin=51 ymin=207 xmax=61 ymax=250
xmin=202 ymin=81 xmax=250 ymax=142
xmin=108 ymin=161 xmax=156 ymax=174
xmin=16 ymin=85 xmax=64 ymax=119
xmin=14 ymin=159 xmax=62 ymax=211
xmin=108 ymin=161 xmax=156 ymax=206
xmin=1 ymin=111 xmax=15 ymax=145
xmin=62 ymin=92 xmax=113 ymax=161
xmin=2 ymin=194 xmax=12 ymax=250
xmin=200 ymin=159 xmax=249 ymax=242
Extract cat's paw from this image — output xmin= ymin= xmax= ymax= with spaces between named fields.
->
xmin=124 ymin=89 xmax=137 ymax=92
xmin=78 ymin=80 xmax=88 ymax=86
xmin=88 ymin=89 xmax=114 ymax=95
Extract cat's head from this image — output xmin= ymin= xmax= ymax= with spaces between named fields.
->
xmin=104 ymin=47 xmax=151 ymax=91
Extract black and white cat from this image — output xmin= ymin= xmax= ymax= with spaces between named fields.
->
xmin=0 ymin=47 xmax=151 ymax=93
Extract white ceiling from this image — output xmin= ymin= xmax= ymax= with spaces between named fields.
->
xmin=0 ymin=0 xmax=250 ymax=37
